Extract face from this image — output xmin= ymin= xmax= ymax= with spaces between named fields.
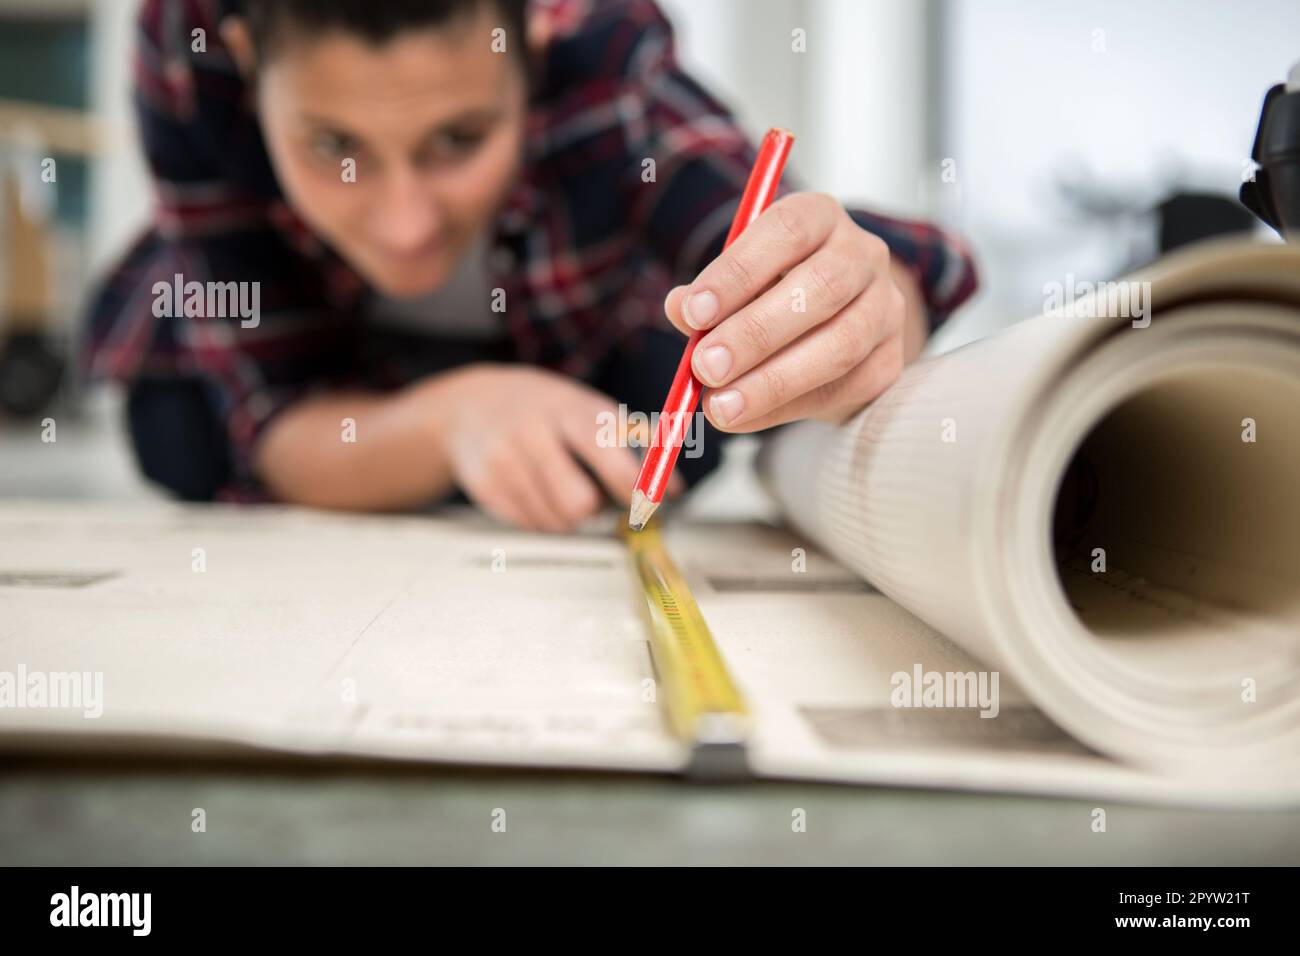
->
xmin=249 ymin=11 xmax=528 ymax=297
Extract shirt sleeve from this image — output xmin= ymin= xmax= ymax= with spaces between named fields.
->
xmin=83 ymin=0 xmax=353 ymax=500
xmin=611 ymin=0 xmax=979 ymax=330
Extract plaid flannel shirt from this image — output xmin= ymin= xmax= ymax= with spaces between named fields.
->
xmin=84 ymin=0 xmax=978 ymax=499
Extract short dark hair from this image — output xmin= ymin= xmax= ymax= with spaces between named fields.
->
xmin=242 ymin=0 xmax=529 ymax=61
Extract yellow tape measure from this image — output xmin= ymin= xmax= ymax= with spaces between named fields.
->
xmin=622 ymin=521 xmax=750 ymax=778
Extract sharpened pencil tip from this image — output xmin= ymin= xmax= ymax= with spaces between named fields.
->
xmin=628 ymin=490 xmax=658 ymax=532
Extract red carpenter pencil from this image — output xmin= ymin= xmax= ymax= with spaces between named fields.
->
xmin=626 ymin=126 xmax=795 ymax=530
xmin=628 ymin=127 xmax=794 ymax=531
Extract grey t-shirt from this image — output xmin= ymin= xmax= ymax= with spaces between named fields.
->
xmin=366 ymin=232 xmax=505 ymax=341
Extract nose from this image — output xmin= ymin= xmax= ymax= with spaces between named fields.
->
xmin=368 ymin=164 xmax=443 ymax=255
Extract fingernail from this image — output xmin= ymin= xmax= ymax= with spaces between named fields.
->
xmin=695 ymin=345 xmax=732 ymax=385
xmin=683 ymin=290 xmax=719 ymax=329
xmin=709 ymin=389 xmax=745 ymax=426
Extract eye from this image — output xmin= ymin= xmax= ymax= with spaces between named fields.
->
xmin=443 ymin=128 xmax=485 ymax=152
xmin=418 ymin=127 xmax=488 ymax=165
xmin=308 ymin=130 xmax=359 ymax=162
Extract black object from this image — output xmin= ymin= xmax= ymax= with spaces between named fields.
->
xmin=127 ymin=378 xmax=233 ymax=501
xmin=0 ymin=330 xmax=65 ymax=417
xmin=1156 ymin=193 xmax=1258 ymax=254
xmin=1241 ymin=74 xmax=1300 ymax=237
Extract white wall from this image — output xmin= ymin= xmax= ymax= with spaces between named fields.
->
xmin=941 ymin=0 xmax=1300 ymax=342
xmin=88 ymin=0 xmax=149 ymax=275
xmin=656 ymin=0 xmax=931 ymax=213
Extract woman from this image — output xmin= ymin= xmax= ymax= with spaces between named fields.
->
xmin=86 ymin=0 xmax=977 ymax=531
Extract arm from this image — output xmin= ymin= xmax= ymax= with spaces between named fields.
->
xmin=257 ymin=362 xmax=646 ymax=529
xmin=254 ymin=382 xmax=455 ymax=512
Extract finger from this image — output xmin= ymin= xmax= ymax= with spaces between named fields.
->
xmin=701 ymin=288 xmax=892 ymax=430
xmin=562 ymin=396 xmax=642 ymax=506
xmin=663 ymin=285 xmax=692 ymax=336
xmin=568 ymin=432 xmax=641 ymax=507
xmin=667 ymin=275 xmax=784 ymax=339
xmin=679 ymin=192 xmax=841 ymax=332
xmin=710 ymin=332 xmax=904 ymax=433
xmin=691 ymin=237 xmax=871 ymax=389
xmin=564 ymin=390 xmax=650 ymax=509
xmin=500 ymin=439 xmax=571 ymax=532
xmin=462 ymin=443 xmax=544 ymax=530
xmin=471 ymin=481 xmax=534 ymax=531
xmin=524 ymin=431 xmax=603 ymax=529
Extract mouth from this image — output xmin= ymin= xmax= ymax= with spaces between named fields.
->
xmin=379 ymin=236 xmax=445 ymax=265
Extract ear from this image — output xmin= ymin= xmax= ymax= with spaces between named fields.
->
xmin=220 ymin=16 xmax=258 ymax=79
xmin=525 ymin=10 xmax=554 ymax=58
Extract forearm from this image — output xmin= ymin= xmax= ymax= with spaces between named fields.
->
xmin=254 ymin=376 xmax=458 ymax=512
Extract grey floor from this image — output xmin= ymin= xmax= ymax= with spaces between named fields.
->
xmin=4 ymin=756 xmax=1299 ymax=866
xmin=2 ymin=389 xmax=1298 ymax=866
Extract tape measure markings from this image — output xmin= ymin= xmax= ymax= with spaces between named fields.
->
xmin=622 ymin=522 xmax=750 ymax=758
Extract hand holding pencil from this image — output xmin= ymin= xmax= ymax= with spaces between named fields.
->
xmin=630 ymin=127 xmax=921 ymax=529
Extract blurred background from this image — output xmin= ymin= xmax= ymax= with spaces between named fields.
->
xmin=0 ymin=0 xmax=1294 ymax=500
